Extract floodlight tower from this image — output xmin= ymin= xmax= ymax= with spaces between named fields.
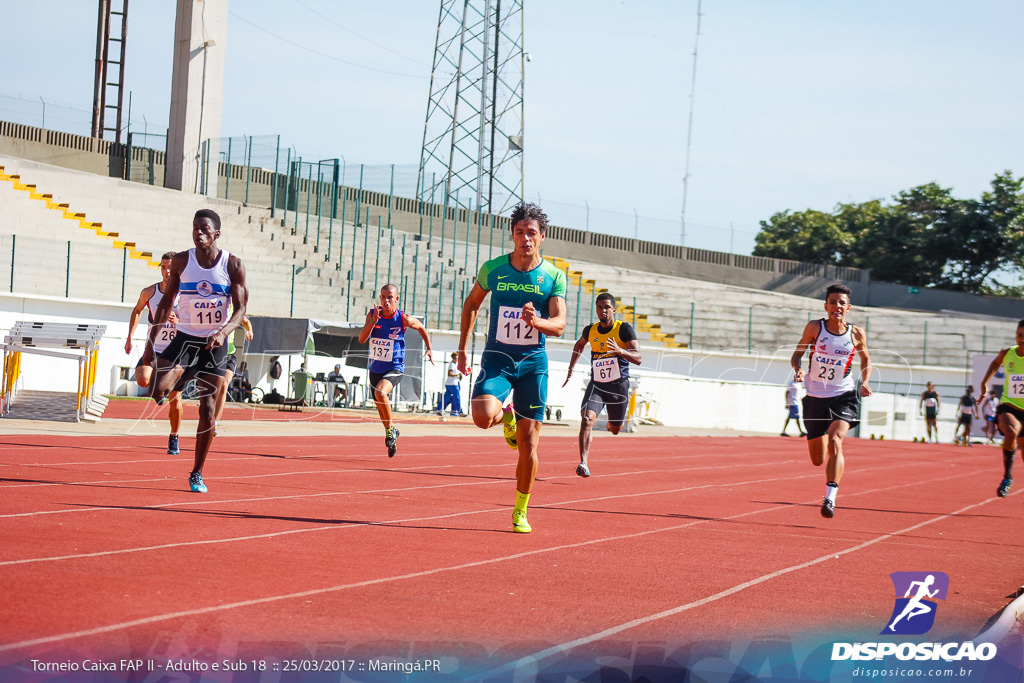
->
xmin=417 ymin=0 xmax=525 ymax=216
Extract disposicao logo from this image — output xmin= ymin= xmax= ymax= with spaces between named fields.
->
xmin=882 ymin=571 xmax=948 ymax=635
xmin=831 ymin=571 xmax=998 ymax=663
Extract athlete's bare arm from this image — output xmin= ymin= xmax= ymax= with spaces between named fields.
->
xmin=458 ymin=283 xmax=488 ymax=375
xmin=606 ymin=337 xmax=642 ymax=366
xmin=357 ymin=306 xmax=381 ymax=344
xmin=980 ymin=348 xmax=1010 ymax=397
xmin=125 ymin=284 xmax=156 ymax=353
xmin=852 ymin=325 xmax=872 ymax=397
xmin=521 ymin=296 xmax=566 ymax=338
xmin=563 ymin=333 xmax=589 ymax=387
xmin=208 ymin=255 xmax=248 ymax=350
xmin=790 ymin=321 xmax=819 ymax=382
xmin=403 ymin=314 xmax=435 ymax=365
xmin=151 ymin=253 xmax=187 ymax=327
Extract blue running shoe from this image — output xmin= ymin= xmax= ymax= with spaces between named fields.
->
xmin=576 ymin=463 xmax=591 ymax=478
xmin=188 ymin=471 xmax=208 ymax=493
xmin=167 ymin=434 xmax=180 ymax=455
xmin=997 ymin=478 xmax=1012 ymax=498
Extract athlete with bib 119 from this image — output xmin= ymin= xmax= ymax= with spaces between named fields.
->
xmin=149 ymin=209 xmax=248 ymax=494
xmin=978 ymin=320 xmax=1024 ymax=499
xmin=791 ymin=283 xmax=872 ymax=519
xmin=458 ymin=203 xmax=567 ymax=534
xmin=358 ymin=283 xmax=434 ymax=458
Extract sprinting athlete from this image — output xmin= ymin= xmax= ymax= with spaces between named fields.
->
xmin=954 ymin=386 xmax=978 ymax=446
xmin=979 ymin=320 xmax=1024 ymax=498
xmin=358 ymin=284 xmax=434 ymax=457
xmin=126 ymin=251 xmax=183 ymax=455
xmin=791 ymin=283 xmax=873 ymax=519
xmin=920 ymin=382 xmax=940 ymax=443
xmin=150 ymin=209 xmax=248 ymax=494
xmin=563 ymin=292 xmax=641 ymax=477
xmin=458 ymin=203 xmax=567 ymax=533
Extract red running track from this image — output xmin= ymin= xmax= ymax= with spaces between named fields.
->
xmin=0 ymin=433 xmax=1021 ymax=674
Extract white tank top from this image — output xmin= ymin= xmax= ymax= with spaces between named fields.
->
xmin=806 ymin=319 xmax=857 ymax=398
xmin=176 ymin=248 xmax=232 ymax=337
xmin=146 ymin=284 xmax=179 ymax=353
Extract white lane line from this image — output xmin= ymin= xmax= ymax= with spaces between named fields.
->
xmin=0 ymin=458 xmax=798 ymax=517
xmin=0 ymin=468 xmax=994 ymax=654
xmin=0 ymin=463 xmax=983 ymax=570
xmin=473 ymin=491 xmax=1008 ymax=681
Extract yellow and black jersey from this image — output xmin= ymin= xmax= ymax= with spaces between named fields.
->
xmin=583 ymin=320 xmax=637 ymax=382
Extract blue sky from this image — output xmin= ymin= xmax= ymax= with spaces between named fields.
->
xmin=3 ymin=1 xmax=1021 ymax=254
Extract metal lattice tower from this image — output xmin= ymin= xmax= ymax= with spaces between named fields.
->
xmin=417 ymin=0 xmax=524 ymax=216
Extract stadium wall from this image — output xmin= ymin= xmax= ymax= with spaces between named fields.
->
xmin=2 ymin=121 xmax=1021 ymax=320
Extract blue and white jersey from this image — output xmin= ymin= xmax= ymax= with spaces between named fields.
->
xmin=368 ymin=309 xmax=406 ymax=374
xmin=806 ymin=319 xmax=857 ymax=398
xmin=176 ymin=249 xmax=231 ymax=337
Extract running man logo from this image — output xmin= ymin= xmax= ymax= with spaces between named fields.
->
xmin=881 ymin=572 xmax=949 ymax=635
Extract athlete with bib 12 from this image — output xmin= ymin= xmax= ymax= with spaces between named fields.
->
xmin=790 ymin=283 xmax=872 ymax=519
xmin=458 ymin=203 xmax=567 ymax=533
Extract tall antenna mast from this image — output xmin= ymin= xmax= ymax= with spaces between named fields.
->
xmin=680 ymin=0 xmax=702 ymax=246
xmin=417 ymin=0 xmax=525 ymax=215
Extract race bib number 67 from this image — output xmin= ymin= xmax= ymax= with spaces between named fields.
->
xmin=496 ymin=306 xmax=539 ymax=346
xmin=592 ymin=357 xmax=621 ymax=382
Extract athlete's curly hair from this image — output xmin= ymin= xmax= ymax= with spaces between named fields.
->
xmin=825 ymin=282 xmax=851 ymax=300
xmin=194 ymin=209 xmax=221 ymax=231
xmin=510 ymin=202 xmax=548 ymax=235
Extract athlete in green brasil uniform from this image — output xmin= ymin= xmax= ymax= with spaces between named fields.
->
xmin=979 ymin=319 xmax=1024 ymax=498
xmin=458 ymin=203 xmax=567 ymax=533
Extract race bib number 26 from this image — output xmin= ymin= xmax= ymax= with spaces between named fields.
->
xmin=496 ymin=306 xmax=539 ymax=346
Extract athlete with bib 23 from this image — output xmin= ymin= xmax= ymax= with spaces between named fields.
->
xmin=458 ymin=203 xmax=567 ymax=534
xmin=790 ymin=283 xmax=872 ymax=519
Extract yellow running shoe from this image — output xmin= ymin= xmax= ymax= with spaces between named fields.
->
xmin=512 ymin=508 xmax=532 ymax=533
xmin=503 ymin=409 xmax=518 ymax=449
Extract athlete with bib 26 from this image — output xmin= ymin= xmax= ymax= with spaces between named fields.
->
xmin=149 ymin=209 xmax=248 ymax=494
xmin=790 ymin=283 xmax=872 ymax=519
xmin=458 ymin=203 xmax=567 ymax=534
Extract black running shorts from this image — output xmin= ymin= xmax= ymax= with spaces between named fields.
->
xmin=996 ymin=403 xmax=1024 ymax=436
xmin=581 ymin=378 xmax=630 ymax=429
xmin=157 ymin=331 xmax=229 ymax=378
xmin=369 ymin=370 xmax=403 ymax=391
xmin=802 ymin=390 xmax=860 ymax=440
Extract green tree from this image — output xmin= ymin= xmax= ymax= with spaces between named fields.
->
xmin=753 ymin=209 xmax=851 ymax=265
xmin=751 ymin=172 xmax=1024 ymax=295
